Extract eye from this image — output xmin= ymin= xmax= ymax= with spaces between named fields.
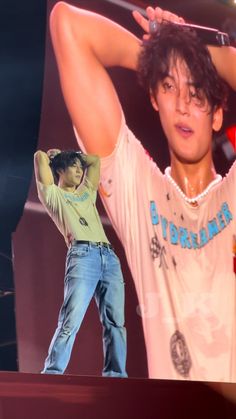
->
xmin=162 ymin=81 xmax=174 ymax=92
xmin=189 ymin=89 xmax=197 ymax=98
xmin=189 ymin=87 xmax=205 ymax=106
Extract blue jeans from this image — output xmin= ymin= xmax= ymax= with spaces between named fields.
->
xmin=42 ymin=242 xmax=127 ymax=377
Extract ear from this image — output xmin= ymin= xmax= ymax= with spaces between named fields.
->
xmin=57 ymin=168 xmax=64 ymax=178
xmin=212 ymin=106 xmax=223 ymax=132
xmin=150 ymin=89 xmax=159 ymax=112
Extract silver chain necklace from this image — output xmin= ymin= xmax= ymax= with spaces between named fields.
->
xmin=164 ymin=166 xmax=222 ymax=204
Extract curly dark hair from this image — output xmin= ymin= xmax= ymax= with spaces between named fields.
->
xmin=137 ymin=22 xmax=228 ymax=111
xmin=49 ymin=150 xmax=86 ymax=182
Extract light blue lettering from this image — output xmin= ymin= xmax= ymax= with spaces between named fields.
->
xmin=190 ymin=232 xmax=199 ymax=249
xmin=161 ymin=216 xmax=168 ymax=240
xmin=207 ymin=219 xmax=219 ymax=240
xmin=148 ymin=199 xmax=233 ymax=251
xmin=150 ymin=201 xmax=159 ymax=225
xmin=217 ymin=210 xmax=226 ymax=230
xmin=179 ymin=227 xmax=192 ymax=249
xmin=169 ymin=222 xmax=178 ymax=245
xmin=221 ymin=202 xmax=233 ymax=224
xmin=199 ymin=228 xmax=208 ymax=247
xmin=64 ymin=192 xmax=89 ymax=202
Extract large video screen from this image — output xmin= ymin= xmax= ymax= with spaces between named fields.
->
xmin=13 ymin=0 xmax=236 ymax=382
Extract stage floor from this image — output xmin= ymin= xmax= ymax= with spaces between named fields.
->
xmin=0 ymin=371 xmax=235 ymax=419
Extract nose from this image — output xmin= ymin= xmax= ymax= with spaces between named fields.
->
xmin=175 ymin=89 xmax=190 ymax=115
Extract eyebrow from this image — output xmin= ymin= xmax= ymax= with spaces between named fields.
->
xmin=72 ymin=161 xmax=82 ymax=167
xmin=164 ymin=73 xmax=197 ymax=88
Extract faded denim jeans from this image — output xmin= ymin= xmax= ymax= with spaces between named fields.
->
xmin=42 ymin=242 xmax=127 ymax=377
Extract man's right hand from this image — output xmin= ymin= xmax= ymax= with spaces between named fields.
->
xmin=47 ymin=149 xmax=61 ymax=160
xmin=132 ymin=6 xmax=185 ymax=38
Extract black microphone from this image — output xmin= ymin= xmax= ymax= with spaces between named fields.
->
xmin=149 ymin=20 xmax=230 ymax=46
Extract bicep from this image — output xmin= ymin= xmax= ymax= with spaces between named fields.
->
xmin=50 ymin=4 xmax=123 ymax=157
xmin=34 ymin=152 xmax=54 ymax=186
xmin=209 ymin=46 xmax=236 ymax=91
xmin=85 ymin=159 xmax=100 ymax=190
xmin=59 ymin=55 xmax=122 ymax=157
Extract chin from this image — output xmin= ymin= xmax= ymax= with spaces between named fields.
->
xmin=179 ymin=156 xmax=203 ymax=165
xmin=172 ymin=148 xmax=206 ymax=165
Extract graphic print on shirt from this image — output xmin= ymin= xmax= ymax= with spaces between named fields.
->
xmin=79 ymin=217 xmax=88 ymax=226
xmin=99 ymin=179 xmax=112 ymax=198
xmin=150 ymin=233 xmax=168 ymax=268
xmin=170 ymin=330 xmax=192 ymax=377
xmin=150 ymin=200 xmax=233 ymax=250
xmin=64 ymin=192 xmax=89 ymax=228
xmin=64 ymin=191 xmax=89 ymax=202
xmin=150 ymin=198 xmax=233 ymax=378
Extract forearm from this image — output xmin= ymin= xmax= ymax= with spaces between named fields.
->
xmin=208 ymin=45 xmax=236 ymax=91
xmin=34 ymin=150 xmax=50 ymax=166
xmin=81 ymin=153 xmax=100 ymax=188
xmin=81 ymin=153 xmax=100 ymax=168
xmin=34 ymin=150 xmax=54 ymax=185
xmin=50 ymin=2 xmax=141 ymax=71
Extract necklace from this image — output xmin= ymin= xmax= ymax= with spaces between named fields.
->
xmin=164 ymin=167 xmax=222 ymax=204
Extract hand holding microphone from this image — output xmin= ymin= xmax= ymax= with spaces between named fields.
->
xmin=133 ymin=5 xmax=230 ymax=46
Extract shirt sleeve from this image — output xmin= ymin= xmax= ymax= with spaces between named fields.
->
xmin=98 ymin=114 xmax=161 ymax=246
xmin=224 ymin=159 xmax=236 ymax=215
xmin=36 ymin=181 xmax=62 ymax=215
xmin=73 ymin=114 xmax=162 ymax=246
xmin=82 ymin=176 xmax=97 ymax=204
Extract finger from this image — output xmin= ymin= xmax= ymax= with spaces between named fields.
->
xmin=154 ymin=7 xmax=164 ymax=23
xmin=132 ymin=10 xmax=142 ymax=25
xmin=153 ymin=7 xmax=185 ymax=25
xmin=47 ymin=149 xmax=60 ymax=157
xmin=147 ymin=6 xmax=161 ymax=34
xmin=143 ymin=33 xmax=151 ymax=41
xmin=162 ymin=11 xmax=176 ymax=23
xmin=146 ymin=6 xmax=156 ymax=21
xmin=132 ymin=10 xmax=149 ymax=32
xmin=162 ymin=10 xmax=184 ymax=24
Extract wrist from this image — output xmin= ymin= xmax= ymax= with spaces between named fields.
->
xmin=47 ymin=149 xmax=61 ymax=160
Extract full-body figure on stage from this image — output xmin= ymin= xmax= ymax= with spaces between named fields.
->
xmin=34 ymin=149 xmax=127 ymax=377
xmin=48 ymin=2 xmax=236 ymax=381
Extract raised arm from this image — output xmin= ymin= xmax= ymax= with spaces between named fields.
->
xmin=34 ymin=150 xmax=55 ymax=185
xmin=133 ymin=6 xmax=236 ymax=91
xmin=82 ymin=154 xmax=100 ymax=190
xmin=50 ymin=1 xmax=140 ymax=157
xmin=208 ymin=46 xmax=236 ymax=92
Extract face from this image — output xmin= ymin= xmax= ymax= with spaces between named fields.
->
xmin=59 ymin=159 xmax=83 ymax=187
xmin=150 ymin=58 xmax=223 ymax=166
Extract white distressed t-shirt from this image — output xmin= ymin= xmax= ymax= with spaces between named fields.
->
xmin=99 ymin=117 xmax=236 ymax=382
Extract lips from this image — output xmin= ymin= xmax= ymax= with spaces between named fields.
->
xmin=175 ymin=123 xmax=194 ymax=138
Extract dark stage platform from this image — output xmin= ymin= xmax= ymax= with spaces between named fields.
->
xmin=0 ymin=372 xmax=236 ymax=419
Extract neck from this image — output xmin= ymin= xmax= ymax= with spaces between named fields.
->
xmin=58 ymin=181 xmax=76 ymax=193
xmin=170 ymin=160 xmax=217 ymax=199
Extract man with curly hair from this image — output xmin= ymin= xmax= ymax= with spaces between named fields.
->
xmin=48 ymin=2 xmax=236 ymax=382
xmin=34 ymin=149 xmax=127 ymax=377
